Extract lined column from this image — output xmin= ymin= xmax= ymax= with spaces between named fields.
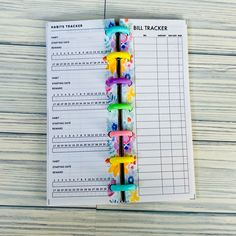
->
xmin=178 ymin=36 xmax=189 ymax=193
xmin=157 ymin=36 xmax=174 ymax=195
xmin=134 ymin=36 xmax=163 ymax=196
xmin=134 ymin=34 xmax=190 ymax=197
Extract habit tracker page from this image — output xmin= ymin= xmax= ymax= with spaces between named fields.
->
xmin=46 ymin=20 xmax=112 ymax=206
xmin=129 ymin=19 xmax=196 ymax=201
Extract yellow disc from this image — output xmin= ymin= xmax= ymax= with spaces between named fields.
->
xmin=109 ymin=156 xmax=135 ymax=164
xmin=106 ymin=52 xmax=131 ymax=61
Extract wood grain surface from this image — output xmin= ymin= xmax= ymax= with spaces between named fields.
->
xmin=0 ymin=0 xmax=236 ymax=235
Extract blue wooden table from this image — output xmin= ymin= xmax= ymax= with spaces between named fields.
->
xmin=0 ymin=0 xmax=236 ymax=235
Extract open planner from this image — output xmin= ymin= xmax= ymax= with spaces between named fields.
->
xmin=46 ymin=19 xmax=195 ymax=206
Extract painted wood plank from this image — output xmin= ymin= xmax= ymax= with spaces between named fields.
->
xmin=1 ymin=0 xmax=236 ymax=32
xmin=0 ymin=206 xmax=95 ymax=236
xmin=96 ymin=209 xmax=236 ymax=236
xmin=97 ymin=198 xmax=236 ymax=213
xmin=24 ymin=0 xmax=105 ymax=21
xmin=0 ymin=0 xmax=105 ymax=47
xmin=0 ymin=113 xmax=46 ymax=134
xmin=0 ymin=114 xmax=235 ymax=142
xmin=0 ymin=140 xmax=235 ymax=211
xmin=188 ymin=28 xmax=236 ymax=55
xmin=0 ymin=135 xmax=235 ymax=161
xmin=0 ymin=17 xmax=235 ymax=55
xmin=0 ymin=0 xmax=104 ymax=19
xmin=0 ymin=45 xmax=235 ymax=121
xmin=0 ymin=0 xmax=236 ymax=54
xmin=105 ymin=0 xmax=236 ymax=29
xmin=1 ymin=134 xmax=235 ymax=161
xmin=0 ymin=0 xmax=24 ymax=16
xmin=1 ymin=206 xmax=235 ymax=236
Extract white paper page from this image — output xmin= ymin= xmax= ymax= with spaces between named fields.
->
xmin=46 ymin=20 xmax=112 ymax=206
xmin=129 ymin=19 xmax=195 ymax=201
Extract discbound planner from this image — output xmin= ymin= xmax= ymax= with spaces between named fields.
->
xmin=46 ymin=19 xmax=195 ymax=206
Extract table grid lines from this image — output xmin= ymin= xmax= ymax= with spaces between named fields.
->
xmin=156 ymin=36 xmax=164 ymax=194
xmin=134 ymin=35 xmax=190 ymax=196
